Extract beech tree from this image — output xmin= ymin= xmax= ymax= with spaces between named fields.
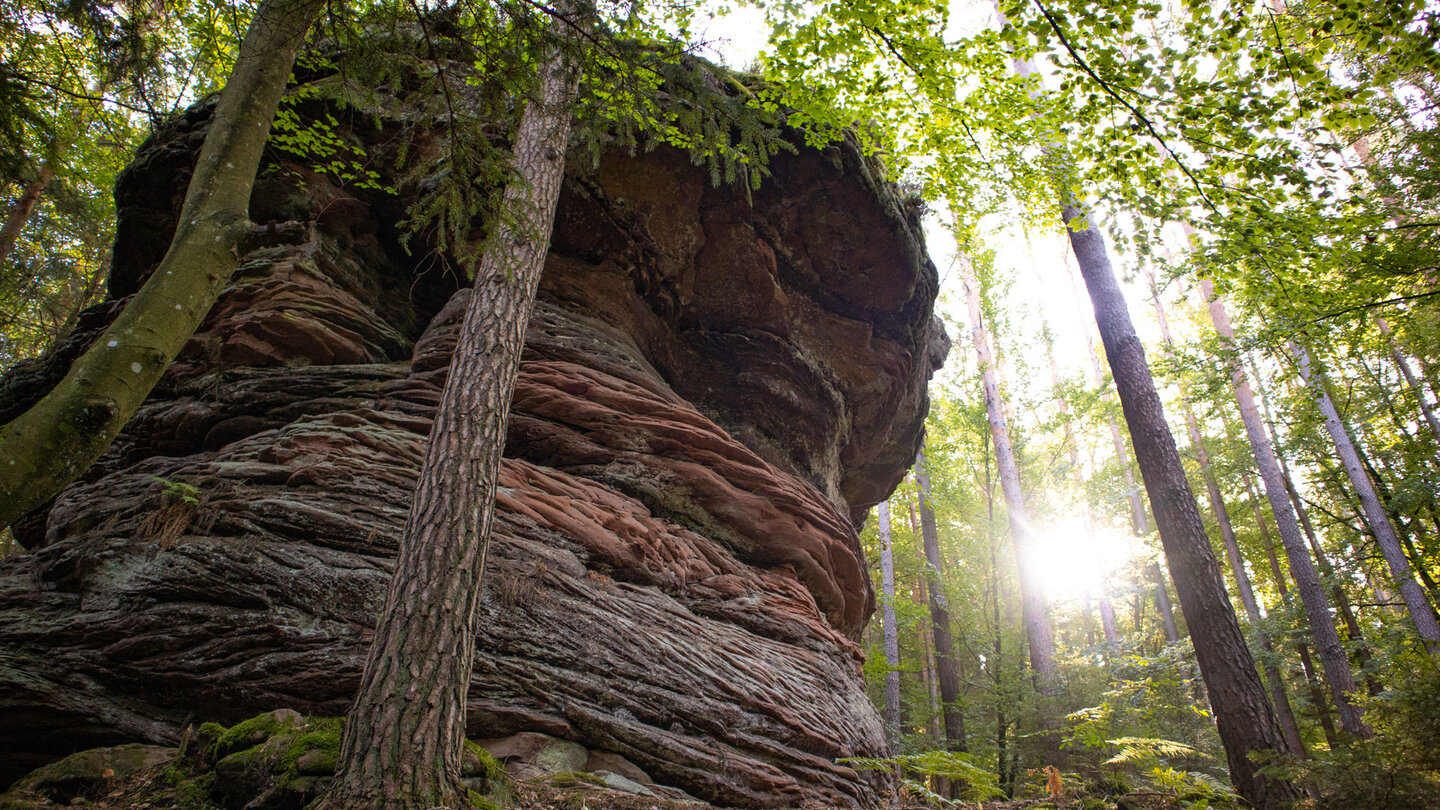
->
xmin=878 ymin=500 xmax=903 ymax=738
xmin=1201 ymin=282 xmax=1371 ymax=739
xmin=0 ymin=0 xmax=327 ymax=527
xmin=913 ymin=447 xmax=970 ymax=755
xmin=956 ymin=252 xmax=1058 ymax=692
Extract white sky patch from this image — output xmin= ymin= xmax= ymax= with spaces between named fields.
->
xmin=1025 ymin=516 xmax=1146 ymax=603
xmin=691 ymin=5 xmax=769 ymax=69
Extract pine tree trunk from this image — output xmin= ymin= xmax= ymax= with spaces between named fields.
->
xmin=915 ymin=447 xmax=968 ymax=753
xmin=958 ymin=255 xmax=1058 ymax=692
xmin=0 ymin=0 xmax=326 ymax=528
xmin=1289 ymin=341 xmax=1440 ymax=653
xmin=1250 ymin=501 xmax=1341 ymax=752
xmin=317 ymin=12 xmax=583 ymax=809
xmin=879 ymin=501 xmax=903 ymax=739
xmin=1200 ymin=284 xmax=1370 ymax=738
xmin=1065 ymin=205 xmax=1301 ymax=808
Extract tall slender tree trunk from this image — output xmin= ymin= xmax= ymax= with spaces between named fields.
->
xmin=1375 ymin=317 xmax=1440 ymax=448
xmin=1142 ymin=266 xmax=1304 ymax=752
xmin=1289 ymin=341 xmax=1440 ymax=653
xmin=1246 ymin=477 xmax=1340 ymax=751
xmin=1151 ymin=562 xmax=1181 ymax=643
xmin=908 ymin=501 xmax=945 ymax=741
xmin=879 ymin=501 xmax=903 ymax=739
xmin=0 ymin=0 xmax=327 ymax=528
xmin=915 ymin=447 xmax=968 ymax=753
xmin=958 ymin=255 xmax=1058 ymax=692
xmin=1098 ymin=595 xmax=1119 ymax=645
xmin=0 ymin=166 xmax=54 ymax=272
xmin=1200 ymin=283 xmax=1370 ymax=738
xmin=1066 ymin=207 xmax=1301 ymax=807
xmin=1248 ymin=363 xmax=1382 ymax=695
xmin=317 ymin=12 xmax=584 ymax=808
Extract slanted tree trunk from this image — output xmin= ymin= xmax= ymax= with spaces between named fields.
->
xmin=1249 ymin=360 xmax=1381 ymax=694
xmin=0 ymin=166 xmax=54 ymax=273
xmin=1066 ymin=206 xmax=1301 ymax=808
xmin=915 ymin=447 xmax=968 ymax=753
xmin=879 ymin=501 xmax=903 ymax=739
xmin=1200 ymin=283 xmax=1370 ymax=739
xmin=1376 ymin=317 xmax=1440 ymax=447
xmin=1289 ymin=340 xmax=1440 ymax=653
xmin=958 ymin=255 xmax=1058 ymax=692
xmin=0 ymin=0 xmax=327 ymax=529
xmin=316 ymin=10 xmax=583 ymax=808
xmin=1247 ymin=477 xmax=1340 ymax=751
xmin=1142 ymin=266 xmax=1304 ymax=752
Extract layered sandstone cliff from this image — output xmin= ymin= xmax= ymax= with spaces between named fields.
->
xmin=0 ymin=66 xmax=947 ymax=807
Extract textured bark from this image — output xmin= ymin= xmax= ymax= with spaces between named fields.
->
xmin=914 ymin=447 xmax=968 ymax=752
xmin=1200 ymin=284 xmax=1370 ymax=739
xmin=1142 ymin=267 xmax=1302 ymax=752
xmin=957 ymin=255 xmax=1057 ymax=692
xmin=1065 ymin=205 xmax=1301 ymax=808
xmin=0 ymin=166 xmax=54 ymax=272
xmin=878 ymin=501 xmax=902 ymax=739
xmin=318 ymin=16 xmax=584 ymax=809
xmin=1289 ymin=341 xmax=1440 ymax=653
xmin=0 ymin=0 xmax=326 ymax=529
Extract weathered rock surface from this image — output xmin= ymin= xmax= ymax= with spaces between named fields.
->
xmin=0 ymin=69 xmax=946 ymax=806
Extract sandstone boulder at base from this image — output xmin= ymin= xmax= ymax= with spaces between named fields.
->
xmin=0 ymin=66 xmax=947 ymax=807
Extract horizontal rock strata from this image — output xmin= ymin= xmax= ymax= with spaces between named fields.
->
xmin=0 ymin=73 xmax=946 ymax=807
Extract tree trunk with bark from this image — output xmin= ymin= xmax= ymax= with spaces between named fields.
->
xmin=915 ymin=447 xmax=968 ymax=753
xmin=1142 ymin=266 xmax=1304 ymax=752
xmin=1200 ymin=283 xmax=1370 ymax=739
xmin=1289 ymin=341 xmax=1440 ymax=653
xmin=1249 ymin=360 xmax=1382 ymax=695
xmin=0 ymin=0 xmax=327 ymax=529
xmin=1376 ymin=316 xmax=1440 ymax=448
xmin=958 ymin=254 xmax=1058 ymax=692
xmin=0 ymin=165 xmax=54 ymax=273
xmin=879 ymin=501 xmax=903 ymax=739
xmin=316 ymin=12 xmax=583 ymax=808
xmin=1066 ymin=205 xmax=1302 ymax=808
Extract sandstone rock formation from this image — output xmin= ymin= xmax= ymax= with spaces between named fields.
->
xmin=0 ymin=69 xmax=947 ymax=807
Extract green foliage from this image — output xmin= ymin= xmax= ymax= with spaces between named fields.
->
xmin=152 ymin=476 xmax=201 ymax=506
xmin=843 ymin=750 xmax=1006 ymax=804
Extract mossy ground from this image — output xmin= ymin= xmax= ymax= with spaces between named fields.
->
xmin=0 ymin=712 xmax=1204 ymax=810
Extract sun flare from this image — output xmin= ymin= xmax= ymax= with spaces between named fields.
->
xmin=1022 ymin=519 xmax=1143 ymax=603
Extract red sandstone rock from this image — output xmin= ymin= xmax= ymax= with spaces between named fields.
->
xmin=0 ymin=70 xmax=946 ymax=808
